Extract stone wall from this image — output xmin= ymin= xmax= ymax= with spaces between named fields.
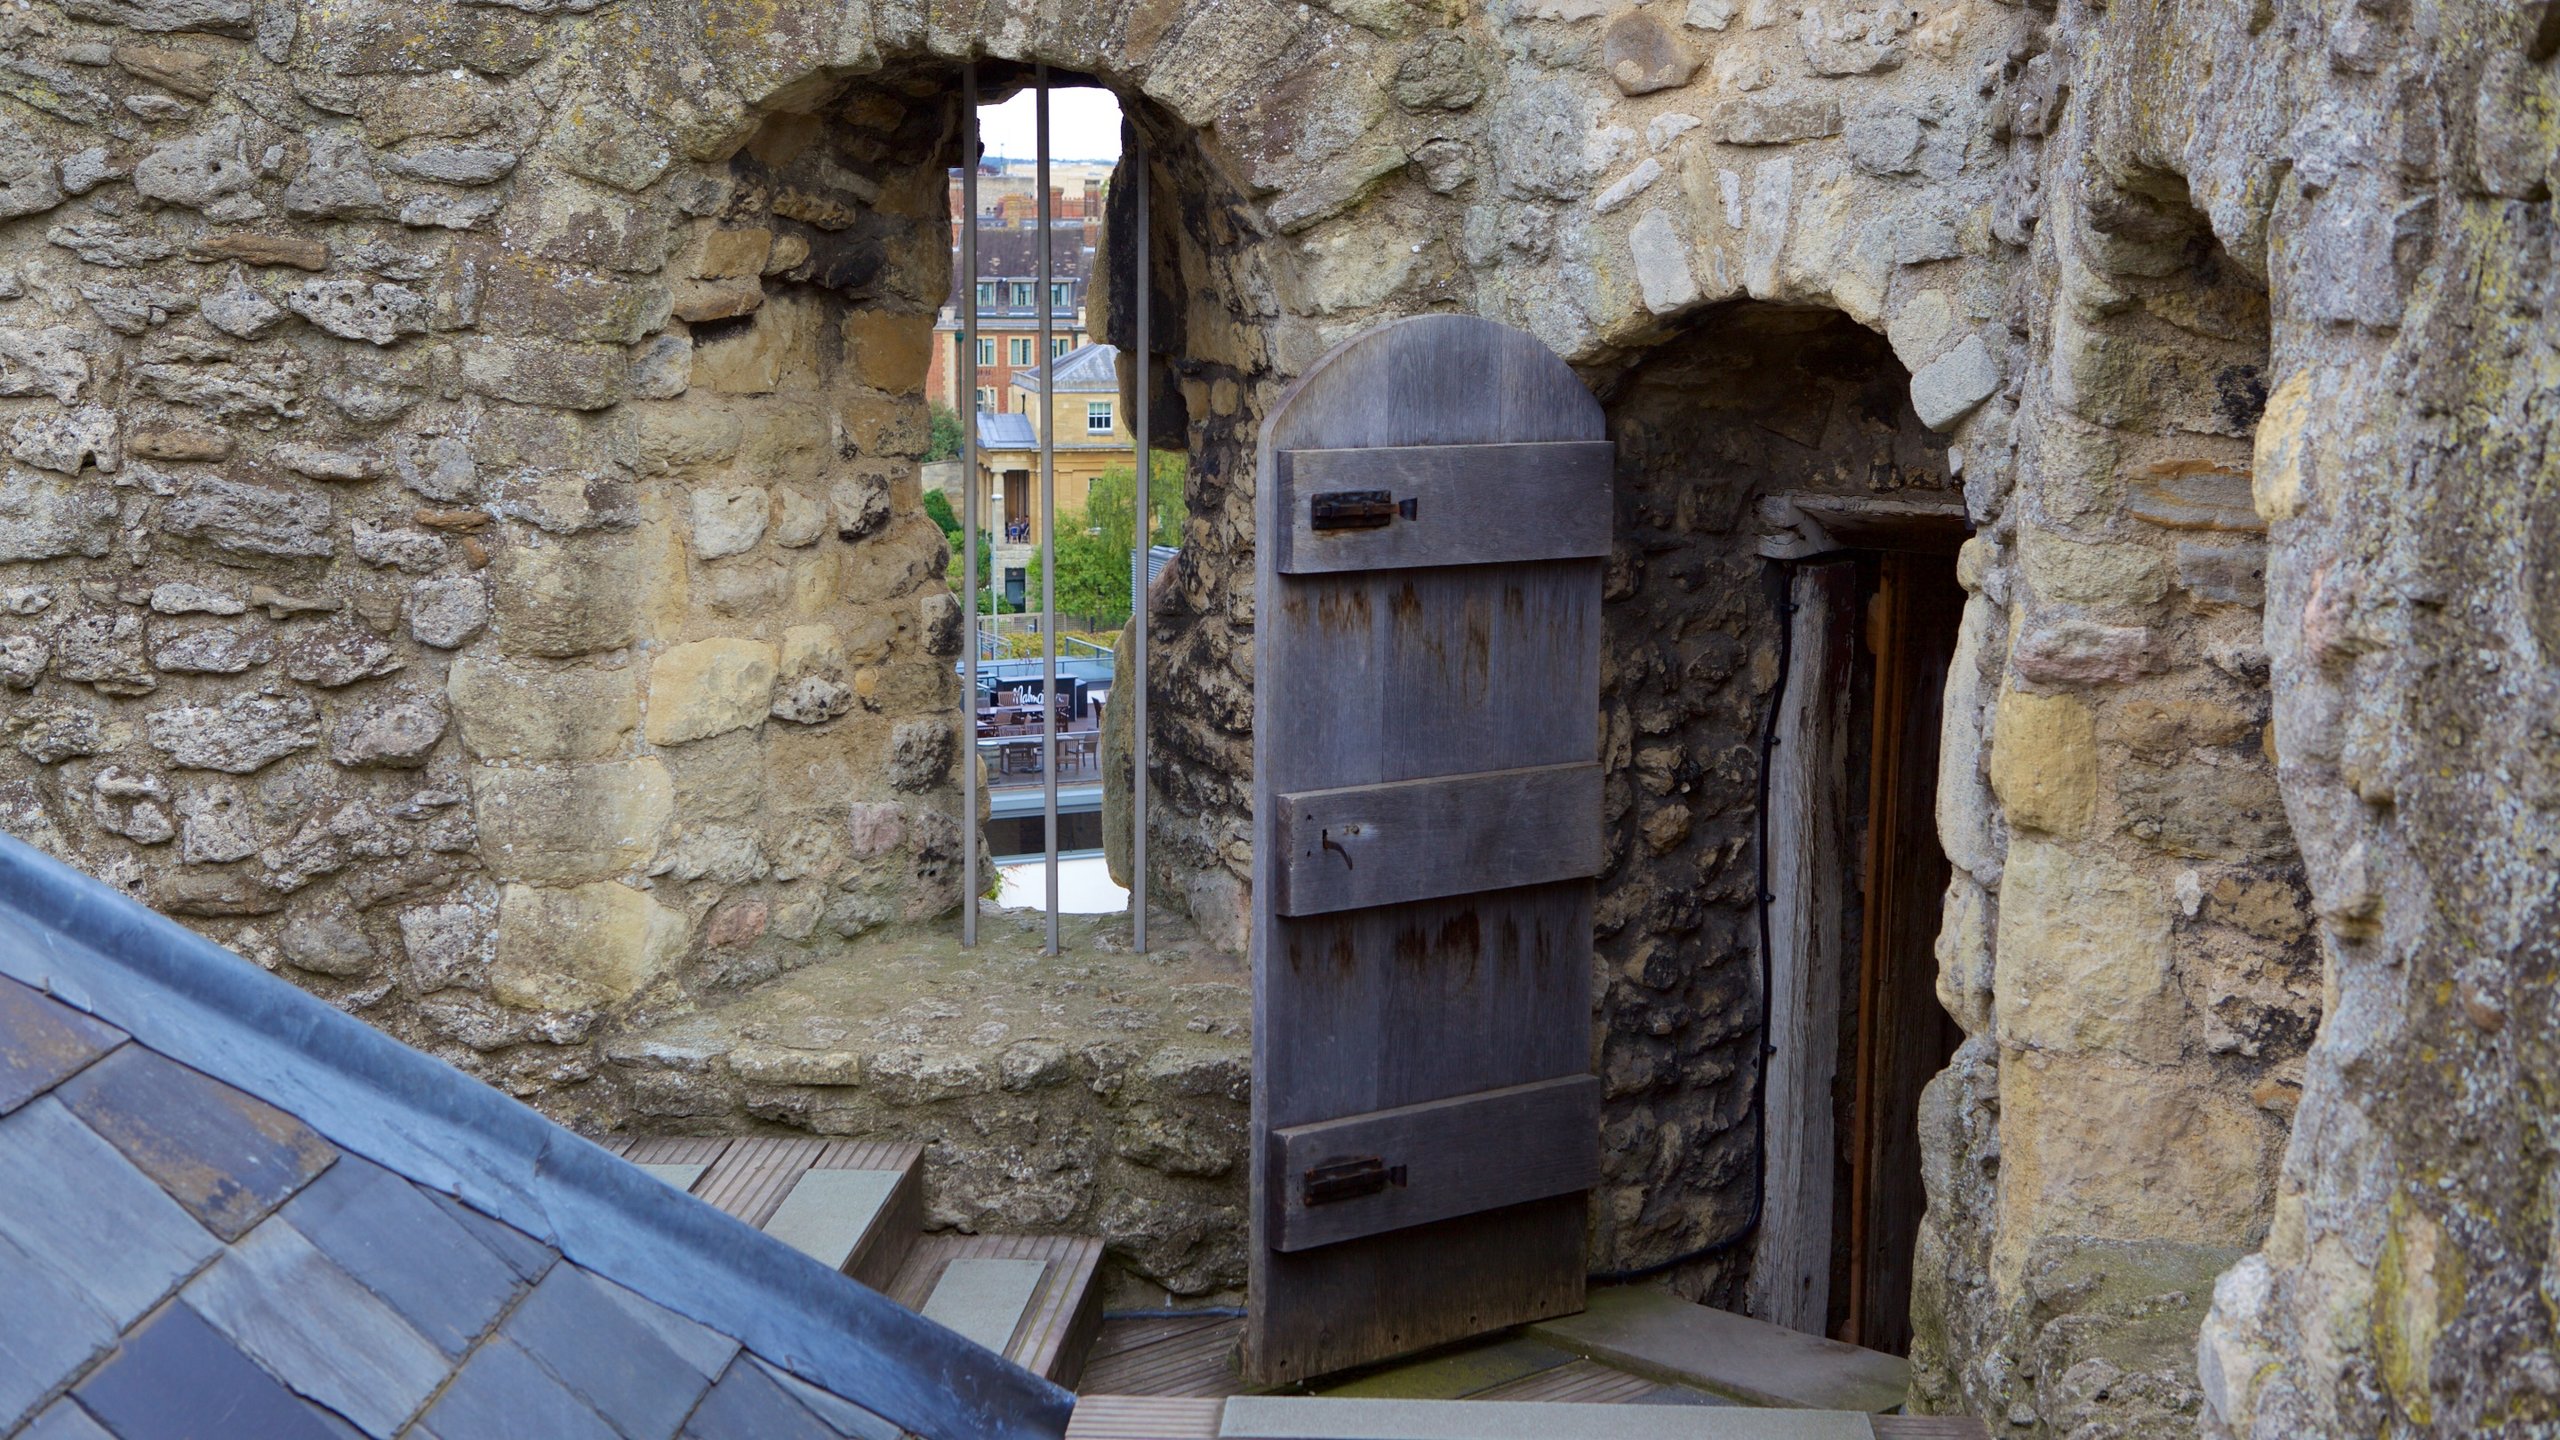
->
xmin=3 ymin=0 xmax=2554 ymax=1430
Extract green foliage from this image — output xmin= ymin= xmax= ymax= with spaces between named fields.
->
xmin=1025 ymin=454 xmax=1186 ymax=629
xmin=943 ymin=526 xmax=999 ymax=610
xmin=922 ymin=487 xmax=960 ymax=537
xmin=925 ymin=403 xmax=964 ymax=462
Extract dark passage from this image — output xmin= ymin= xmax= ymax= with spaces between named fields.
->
xmin=1833 ymin=549 xmax=1966 ymax=1354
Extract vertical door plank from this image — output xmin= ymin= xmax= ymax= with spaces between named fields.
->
xmin=1748 ymin=561 xmax=1860 ymax=1335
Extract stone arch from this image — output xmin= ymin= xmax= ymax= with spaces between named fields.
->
xmin=1587 ymin=299 xmax=1958 ymax=1319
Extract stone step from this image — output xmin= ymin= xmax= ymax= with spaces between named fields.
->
xmin=1218 ymin=1397 xmax=1881 ymax=1439
xmin=1526 ymin=1286 xmax=1910 ymax=1413
xmin=606 ymin=1135 xmax=924 ymax=1292
xmin=886 ymin=1232 xmax=1108 ymax=1386
xmin=1063 ymin=1397 xmax=1986 ymax=1440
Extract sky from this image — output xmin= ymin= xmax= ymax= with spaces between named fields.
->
xmin=977 ymin=87 xmax=1124 ymax=165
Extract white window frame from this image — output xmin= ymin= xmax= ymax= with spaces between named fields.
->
xmin=976 ymin=337 xmax=996 ymax=365
xmin=1086 ymin=401 xmax=1113 ymax=435
xmin=1009 ymin=337 xmax=1035 ymax=366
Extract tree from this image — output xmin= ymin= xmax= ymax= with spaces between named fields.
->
xmin=1025 ymin=454 xmax=1186 ymax=628
xmin=925 ymin=403 xmax=964 ymax=462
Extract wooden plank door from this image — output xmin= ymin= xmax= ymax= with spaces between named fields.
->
xmin=1247 ymin=315 xmax=1613 ymax=1384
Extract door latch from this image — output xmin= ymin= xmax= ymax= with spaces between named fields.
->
xmin=1302 ymin=1155 xmax=1407 ymax=1206
xmin=1309 ymin=490 xmax=1419 ymax=531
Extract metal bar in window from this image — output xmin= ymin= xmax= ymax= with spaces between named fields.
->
xmin=1131 ymin=124 xmax=1149 ymax=955
xmin=1037 ymin=66 xmax=1060 ymax=956
xmin=960 ymin=64 xmax=980 ymax=950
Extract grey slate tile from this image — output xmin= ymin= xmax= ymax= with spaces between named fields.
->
xmin=587 ymin=1273 xmax=740 ymax=1384
xmin=73 ymin=1301 xmax=365 ymax=1440
xmin=423 ymin=1191 xmax=557 ymax=1284
xmin=504 ymin=1266 xmax=717 ymax=1440
xmin=55 ymin=1047 xmax=337 ymax=1241
xmin=676 ymin=1359 xmax=838 ymax=1440
xmin=747 ymin=1359 xmax=900 ymax=1440
xmin=21 ymin=1398 xmax=116 ymax=1440
xmin=0 ymin=1097 xmax=220 ymax=1327
xmin=180 ymin=1220 xmax=449 ymax=1439
xmin=0 ymin=974 xmax=122 ymax=1116
xmin=282 ymin=1156 xmax=524 ymax=1358
xmin=419 ymin=1339 xmax=622 ymax=1440
xmin=0 ymin=1231 xmax=119 ymax=1433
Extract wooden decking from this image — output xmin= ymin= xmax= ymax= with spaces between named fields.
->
xmin=604 ymin=1132 xmax=1986 ymax=1440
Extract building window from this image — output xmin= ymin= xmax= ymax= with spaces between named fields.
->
xmin=975 ymin=386 xmax=995 ymax=411
xmin=975 ymin=281 xmax=995 ymax=310
xmin=1051 ymin=336 xmax=1072 ymax=358
xmin=1009 ymin=281 xmax=1034 ymax=307
xmin=1051 ymin=282 xmax=1071 ymax=309
xmin=1009 ymin=337 xmax=1034 ymax=366
xmin=1086 ymin=402 xmax=1113 ymax=434
xmin=976 ymin=337 xmax=996 ymax=366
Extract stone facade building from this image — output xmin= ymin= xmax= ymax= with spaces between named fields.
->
xmin=0 ymin=0 xmax=2549 ymax=1434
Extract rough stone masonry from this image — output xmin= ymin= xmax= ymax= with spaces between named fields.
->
xmin=0 ymin=0 xmax=2552 ymax=1432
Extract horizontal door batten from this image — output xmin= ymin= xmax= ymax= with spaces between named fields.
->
xmin=1268 ymin=1075 xmax=1602 ymax=1253
xmin=1274 ymin=763 xmax=1603 ymax=917
xmin=1275 ymin=442 xmax=1614 ymax=574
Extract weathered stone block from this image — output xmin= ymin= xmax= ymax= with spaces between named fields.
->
xmin=331 ymin=690 xmax=448 ymax=768
xmin=841 ymin=310 xmax=931 ymax=394
xmin=645 ymin=638 xmax=777 ymax=745
xmin=2020 ymin=532 xmax=2168 ymax=609
xmin=491 ymin=532 xmax=642 ymax=656
xmin=2116 ymin=760 xmax=2293 ymax=862
xmin=461 ymin=340 xmax=629 ymax=410
xmin=1993 ymin=837 xmax=2178 ymax=1063
xmin=1711 ymin=94 xmax=1841 ymax=145
xmin=1989 ymin=688 xmax=2097 ymax=836
xmin=407 ymin=576 xmax=489 ymax=649
xmin=146 ymin=692 xmax=321 ymax=772
xmin=161 ymin=473 xmax=333 ymax=558
xmin=688 ymin=486 xmax=768 ymax=559
xmin=492 ymin=880 xmax=686 ymax=1011
xmin=1910 ymin=334 xmax=2000 ymax=430
xmin=471 ymin=759 xmax=673 ymax=882
xmin=0 ymin=467 xmax=116 ymax=560
xmin=449 ymin=653 xmax=642 ymax=761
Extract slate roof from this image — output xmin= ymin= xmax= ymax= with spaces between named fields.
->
xmin=1010 ymin=344 xmax=1119 ymax=394
xmin=977 ymin=411 xmax=1040 ymax=450
xmin=0 ymin=836 xmax=1071 ymax=1440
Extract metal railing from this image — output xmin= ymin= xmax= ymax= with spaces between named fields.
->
xmin=959 ymin=63 xmax=1150 ymax=957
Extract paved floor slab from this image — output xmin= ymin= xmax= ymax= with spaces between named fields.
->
xmin=1528 ymin=1287 xmax=1908 ymax=1413
xmin=1218 ymin=1397 xmax=1877 ymax=1440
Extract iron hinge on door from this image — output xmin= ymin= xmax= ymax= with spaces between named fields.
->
xmin=1309 ymin=490 xmax=1418 ymax=531
xmin=1302 ymin=1155 xmax=1407 ymax=1206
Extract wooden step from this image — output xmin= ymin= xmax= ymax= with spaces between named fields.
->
xmin=887 ymin=1232 xmax=1107 ymax=1386
xmin=607 ymin=1135 xmax=924 ymax=1291
xmin=1065 ymin=1396 xmax=1225 ymax=1439
xmin=1526 ymin=1286 xmax=1909 ymax=1413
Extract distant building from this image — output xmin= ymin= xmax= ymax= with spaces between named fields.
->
xmin=970 ymin=343 xmax=1133 ymax=611
xmin=924 ymin=162 xmax=1115 ymax=417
